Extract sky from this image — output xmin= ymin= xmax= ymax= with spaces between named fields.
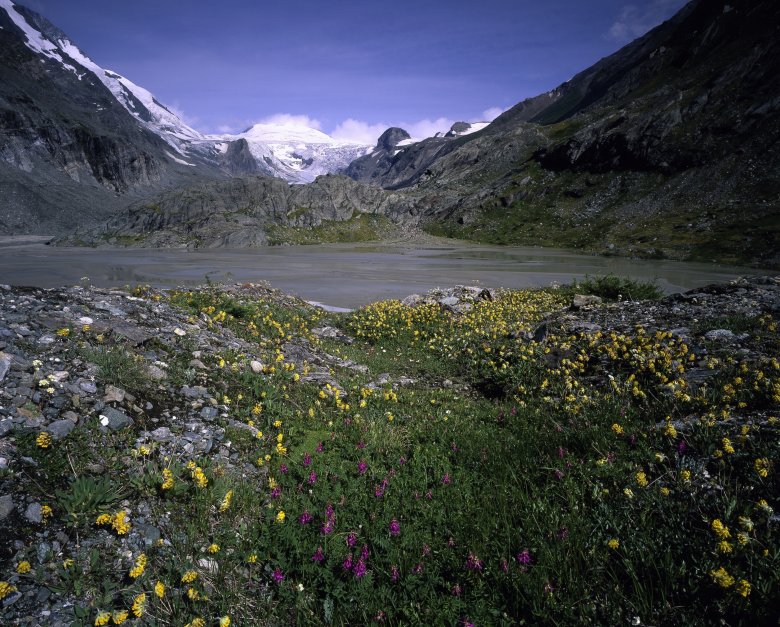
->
xmin=22 ymin=0 xmax=688 ymax=142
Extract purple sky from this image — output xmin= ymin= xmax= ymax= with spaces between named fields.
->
xmin=22 ymin=0 xmax=688 ymax=141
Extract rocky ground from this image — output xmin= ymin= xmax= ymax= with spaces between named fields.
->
xmin=0 ymin=276 xmax=778 ymax=624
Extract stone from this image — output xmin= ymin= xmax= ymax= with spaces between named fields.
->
xmin=103 ymin=385 xmax=126 ymax=403
xmin=150 ymin=427 xmax=172 ymax=442
xmin=173 ymin=327 xmax=187 ymax=336
xmin=99 ymin=407 xmax=133 ymax=431
xmin=200 ymin=407 xmax=218 ymax=421
xmin=24 ymin=502 xmax=43 ymax=524
xmin=0 ymin=351 xmax=12 ymax=382
xmin=705 ymin=329 xmax=735 ymax=341
xmin=145 ymin=365 xmax=167 ymax=381
xmin=439 ymin=296 xmax=460 ymax=308
xmin=250 ymin=360 xmax=264 ymax=373
xmin=0 ymin=494 xmax=14 ymax=521
xmin=112 ymin=323 xmax=152 ymax=345
xmin=571 ymin=294 xmax=603 ymax=309
xmin=0 ymin=419 xmax=13 ymax=437
xmin=79 ymin=380 xmax=97 ymax=394
xmin=47 ymin=419 xmax=75 ymax=440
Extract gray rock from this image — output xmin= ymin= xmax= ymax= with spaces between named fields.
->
xmin=150 ymin=427 xmax=173 ymax=442
xmin=572 ymin=294 xmax=603 ymax=309
xmin=47 ymin=419 xmax=75 ymax=440
xmin=78 ymin=380 xmax=97 ymax=394
xmin=24 ymin=502 xmax=43 ymax=524
xmin=0 ymin=351 xmax=12 ymax=382
xmin=439 ymin=296 xmax=460 ymax=308
xmin=103 ymin=385 xmax=126 ymax=403
xmin=146 ymin=364 xmax=167 ymax=381
xmin=0 ymin=419 xmax=13 ymax=437
xmin=112 ymin=323 xmax=152 ymax=345
xmin=705 ymin=329 xmax=735 ymax=341
xmin=250 ymin=360 xmax=264 ymax=373
xmin=200 ymin=407 xmax=218 ymax=421
xmin=0 ymin=494 xmax=14 ymax=521
xmin=99 ymin=407 xmax=133 ymax=431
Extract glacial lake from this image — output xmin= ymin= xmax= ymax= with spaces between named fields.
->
xmin=0 ymin=237 xmax=769 ymax=309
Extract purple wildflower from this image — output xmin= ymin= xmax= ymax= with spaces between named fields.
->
xmin=391 ymin=565 xmax=399 ymax=582
xmin=316 ymin=442 xmax=324 ymax=453
xmin=466 ymin=553 xmax=484 ymax=571
xmin=398 ymin=456 xmax=406 ymax=466
xmin=451 ymin=441 xmax=459 ymax=452
xmin=311 ymin=547 xmax=325 ymax=562
xmin=342 ymin=554 xmax=353 ymax=571
xmin=425 ymin=490 xmax=433 ymax=500
xmin=270 ymin=486 xmax=282 ymax=498
xmin=412 ymin=563 xmax=423 ymax=575
xmin=375 ymin=485 xmax=384 ymax=498
xmin=357 ymin=460 xmax=368 ymax=474
xmin=360 ymin=544 xmax=369 ymax=560
xmin=325 ymin=504 xmax=335 ymax=519
xmin=279 ymin=463 xmax=288 ymax=474
xmin=389 ymin=519 xmax=400 ymax=536
xmin=272 ymin=568 xmax=284 ymax=583
xmin=442 ymin=473 xmax=451 ymax=485
xmin=516 ymin=549 xmax=532 ymax=564
xmin=422 ymin=544 xmax=430 ymax=557
xmin=303 ymin=453 xmax=312 ymax=466
xmin=347 ymin=532 xmax=357 ymax=548
xmin=321 ymin=520 xmax=335 ymax=535
xmin=501 ymin=558 xmax=509 ymax=573
xmin=353 ymin=558 xmax=367 ymax=578
xmin=451 ymin=583 xmax=462 ymax=596
xmin=357 ymin=440 xmax=366 ymax=449
xmin=299 ymin=510 xmax=312 ymax=525
xmin=678 ymin=440 xmax=687 ymax=454
xmin=308 ymin=471 xmax=317 ymax=485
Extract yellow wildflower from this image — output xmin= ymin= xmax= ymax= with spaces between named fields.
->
xmin=207 ymin=544 xmax=220 ymax=554
xmin=607 ymin=538 xmax=620 ymax=549
xmin=219 ymin=490 xmax=233 ymax=512
xmin=161 ymin=468 xmax=175 ymax=490
xmin=185 ymin=619 xmax=206 ymax=627
xmin=710 ymin=566 xmax=735 ymax=588
xmin=181 ymin=570 xmax=198 ymax=583
xmin=611 ymin=423 xmax=623 ymax=435
xmin=754 ymin=458 xmax=770 ymax=478
xmin=62 ymin=559 xmax=74 ymax=569
xmin=154 ymin=580 xmax=165 ymax=598
xmin=660 ymin=487 xmax=671 ymax=496
xmin=680 ymin=469 xmax=691 ymax=483
xmin=722 ymin=438 xmax=734 ymax=454
xmin=131 ymin=593 xmax=146 ymax=617
xmin=94 ymin=611 xmax=111 ymax=626
xmin=112 ymin=610 xmax=128 ymax=624
xmin=276 ymin=510 xmax=286 ymax=523
xmin=717 ymin=541 xmax=733 ymax=554
xmin=711 ymin=519 xmax=730 ymax=539
xmin=129 ymin=553 xmax=147 ymax=579
xmin=220 ymin=617 xmax=231 ymax=627
xmin=735 ymin=579 xmax=751 ymax=597
xmin=663 ymin=423 xmax=677 ymax=438
xmin=56 ymin=327 xmax=70 ymax=337
xmin=636 ymin=471 xmax=648 ymax=487
xmin=40 ymin=504 xmax=52 ymax=520
xmin=16 ymin=561 xmax=31 ymax=574
xmin=36 ymin=432 xmax=52 ymax=449
xmin=247 ymin=554 xmax=258 ymax=564
xmin=95 ymin=513 xmax=111 ymax=525
xmin=273 ymin=420 xmax=282 ymax=428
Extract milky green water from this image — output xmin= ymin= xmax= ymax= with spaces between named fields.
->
xmin=0 ymin=238 xmax=768 ymax=308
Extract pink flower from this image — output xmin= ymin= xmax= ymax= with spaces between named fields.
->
xmin=311 ymin=547 xmax=325 ymax=562
xmin=516 ymin=549 xmax=531 ymax=565
xmin=342 ymin=554 xmax=353 ymax=570
xmin=442 ymin=473 xmax=451 ymax=485
xmin=303 ymin=453 xmax=312 ymax=466
xmin=279 ymin=463 xmax=288 ymax=474
xmin=353 ymin=558 xmax=367 ymax=578
xmin=316 ymin=442 xmax=324 ymax=453
xmin=272 ymin=568 xmax=284 ymax=583
xmin=299 ymin=510 xmax=312 ymax=525
xmin=357 ymin=460 xmax=368 ymax=474
xmin=308 ymin=471 xmax=317 ymax=484
xmin=347 ymin=532 xmax=357 ymax=547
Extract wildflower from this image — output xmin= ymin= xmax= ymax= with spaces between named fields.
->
xmin=660 ymin=487 xmax=671 ymax=496
xmin=636 ymin=471 xmax=648 ymax=487
xmin=739 ymin=516 xmax=754 ymax=531
xmin=312 ymin=547 xmax=325 ymax=562
xmin=736 ymin=579 xmax=751 ymax=597
xmin=219 ymin=490 xmax=233 ymax=512
xmin=16 ymin=561 xmax=31 ymax=574
xmin=187 ymin=587 xmax=202 ymax=601
xmin=357 ymin=460 xmax=368 ymax=474
xmin=608 ymin=539 xmax=620 ymax=550
xmin=56 ymin=327 xmax=70 ymax=337
xmin=207 ymin=544 xmax=220 ymax=554
xmin=62 ymin=559 xmax=74 ymax=569
xmin=722 ymin=438 xmax=735 ymax=454
xmin=663 ymin=422 xmax=677 ymax=438
xmin=710 ymin=566 xmax=735 ymax=588
xmin=191 ymin=466 xmax=208 ymax=488
xmin=94 ymin=611 xmax=111 ymax=626
xmin=129 ymin=553 xmax=147 ymax=579
xmin=516 ymin=549 xmax=532 ymax=564
xmin=347 ymin=532 xmax=357 ymax=547
xmin=342 ymin=554 xmax=353 ymax=571
xmin=611 ymin=423 xmax=624 ymax=435
xmin=391 ymin=564 xmax=400 ymax=582
xmin=181 ymin=570 xmax=198 ymax=583
xmin=154 ymin=581 xmax=165 ymax=598
xmin=299 ymin=510 xmax=312 ymax=525
xmin=465 ymin=553 xmax=484 ymax=571
xmin=442 ymin=473 xmax=451 ymax=485
xmin=36 ymin=432 xmax=52 ymax=449
xmin=308 ymin=471 xmax=317 ymax=484
xmin=736 ymin=532 xmax=749 ymax=546
xmin=276 ymin=510 xmax=286 ymax=524
xmin=272 ymin=568 xmax=284 ymax=583
xmin=273 ymin=419 xmax=282 ymax=428
xmin=131 ymin=593 xmax=146 ymax=618
xmin=112 ymin=511 xmax=131 ymax=535
xmin=389 ymin=519 xmax=400 ymax=536
xmin=717 ymin=541 xmax=733 ymax=554
xmin=303 ymin=453 xmax=312 ymax=466
xmin=353 ymin=558 xmax=368 ymax=578
xmin=184 ymin=620 xmax=205 ymax=627
xmin=680 ymin=469 xmax=691 ymax=483
xmin=161 ymin=468 xmax=175 ymax=490
xmin=247 ymin=554 xmax=258 ymax=564
xmin=711 ymin=519 xmax=731 ymax=539
xmin=755 ymin=458 xmax=770 ymax=478
xmin=623 ymin=488 xmax=634 ymax=499
xmin=112 ymin=610 xmax=128 ymax=624
xmin=757 ymin=499 xmax=773 ymax=515
xmin=219 ymin=617 xmax=231 ymax=627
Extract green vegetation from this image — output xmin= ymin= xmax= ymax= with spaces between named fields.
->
xmin=266 ymin=213 xmax=398 ymax=245
xmin=5 ymin=285 xmax=778 ymax=625
xmin=576 ymin=274 xmax=663 ymax=301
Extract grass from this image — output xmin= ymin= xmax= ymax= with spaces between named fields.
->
xmin=4 ymin=284 xmax=778 ymax=626
xmin=266 ymin=213 xmax=398 ymax=245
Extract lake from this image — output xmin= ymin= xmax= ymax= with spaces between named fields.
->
xmin=0 ymin=237 xmax=767 ymax=309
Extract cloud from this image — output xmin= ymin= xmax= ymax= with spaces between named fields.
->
xmin=608 ymin=0 xmax=687 ymax=43
xmin=167 ymin=102 xmax=200 ymax=129
xmin=481 ymin=106 xmax=507 ymax=121
xmin=258 ymin=113 xmax=322 ymax=130
xmin=331 ymin=118 xmax=389 ymax=144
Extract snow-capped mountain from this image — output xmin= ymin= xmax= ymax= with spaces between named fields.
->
xmin=0 ymin=0 xmax=369 ymax=182
xmin=211 ymin=123 xmax=370 ymax=183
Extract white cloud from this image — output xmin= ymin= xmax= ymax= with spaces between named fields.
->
xmin=258 ymin=113 xmax=322 ymax=129
xmin=608 ymin=0 xmax=688 ymax=43
xmin=481 ymin=106 xmax=507 ymax=121
xmin=403 ymin=117 xmax=456 ymax=140
xmin=167 ymin=102 xmax=200 ymax=129
xmin=331 ymin=118 xmax=389 ymax=144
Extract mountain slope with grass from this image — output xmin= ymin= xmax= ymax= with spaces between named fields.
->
xmin=0 ymin=275 xmax=778 ymax=624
